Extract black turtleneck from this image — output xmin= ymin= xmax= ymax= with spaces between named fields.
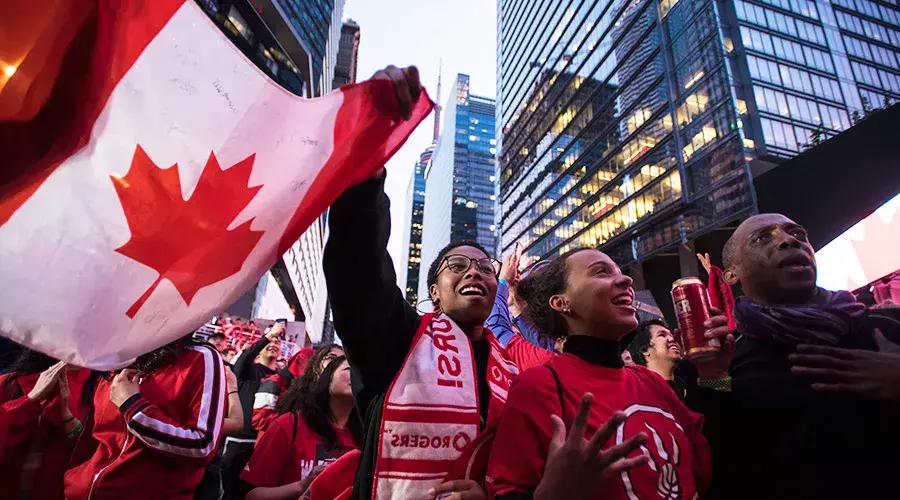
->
xmin=563 ymin=334 xmax=624 ymax=368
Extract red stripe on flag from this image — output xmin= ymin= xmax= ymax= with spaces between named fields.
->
xmin=275 ymin=82 xmax=434 ymax=254
xmin=0 ymin=0 xmax=187 ymax=226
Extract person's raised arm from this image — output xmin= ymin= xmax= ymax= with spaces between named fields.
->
xmin=233 ymin=324 xmax=282 ymax=382
xmin=324 ymin=171 xmax=420 ymax=402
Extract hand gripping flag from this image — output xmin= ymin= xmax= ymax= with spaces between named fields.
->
xmin=0 ymin=0 xmax=432 ymax=369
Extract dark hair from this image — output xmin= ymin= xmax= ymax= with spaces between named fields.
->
xmin=2 ymin=348 xmax=58 ymax=400
xmin=208 ymin=333 xmax=225 ymax=342
xmin=222 ymin=347 xmax=237 ymax=356
xmin=276 ymin=344 xmax=342 ymax=413
xmin=625 ymin=319 xmax=669 ymax=366
xmin=425 ymin=240 xmax=492 ymax=292
xmin=281 ymin=355 xmax=362 ymax=449
xmin=81 ymin=335 xmax=202 ymax=414
xmin=517 ymin=247 xmax=593 ymax=340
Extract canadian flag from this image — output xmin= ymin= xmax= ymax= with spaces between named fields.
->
xmin=0 ymin=0 xmax=432 ymax=369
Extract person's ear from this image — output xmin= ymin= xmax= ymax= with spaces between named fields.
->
xmin=429 ymin=284 xmax=441 ymax=306
xmin=549 ymin=294 xmax=571 ymax=315
xmin=723 ymin=267 xmax=739 ymax=286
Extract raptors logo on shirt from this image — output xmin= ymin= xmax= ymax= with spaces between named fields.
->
xmin=617 ymin=404 xmax=697 ymax=500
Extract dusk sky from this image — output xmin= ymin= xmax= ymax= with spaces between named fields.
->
xmin=343 ymin=0 xmax=498 ymax=276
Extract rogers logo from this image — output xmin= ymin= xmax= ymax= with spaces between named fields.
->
xmin=388 ymin=431 xmax=472 ymax=452
xmin=452 ymin=432 xmax=471 ymax=452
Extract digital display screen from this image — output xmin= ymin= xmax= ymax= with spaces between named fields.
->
xmin=816 ymin=192 xmax=900 ymax=292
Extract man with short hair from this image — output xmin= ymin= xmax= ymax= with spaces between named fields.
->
xmin=693 ymin=213 xmax=900 ymax=500
xmin=626 ymin=319 xmax=685 ymax=398
xmin=221 ymin=348 xmax=237 ymax=364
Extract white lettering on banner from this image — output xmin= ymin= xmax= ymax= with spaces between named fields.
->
xmin=431 ymin=318 xmax=465 ymax=389
xmin=381 ymin=420 xmax=478 ymax=460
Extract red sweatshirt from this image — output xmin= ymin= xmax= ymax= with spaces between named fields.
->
xmin=241 ymin=410 xmax=357 ymax=489
xmin=486 ymin=344 xmax=711 ymax=499
xmin=64 ymin=344 xmax=226 ymax=500
xmin=0 ymin=369 xmax=90 ymax=499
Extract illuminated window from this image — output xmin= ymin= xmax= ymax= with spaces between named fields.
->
xmin=685 ymin=70 xmax=704 ymax=89
xmin=489 ymin=138 xmax=497 ymax=145
xmin=723 ymin=37 xmax=734 ymax=53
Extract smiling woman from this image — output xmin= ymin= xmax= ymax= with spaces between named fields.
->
xmin=486 ymin=248 xmax=713 ymax=500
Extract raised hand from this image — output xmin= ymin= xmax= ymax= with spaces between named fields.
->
xmin=109 ymin=368 xmax=142 ymax=407
xmin=696 ymin=253 xmax=712 ymax=274
xmin=27 ymin=361 xmax=66 ymax=402
xmin=533 ymin=394 xmax=649 ymax=500
xmin=370 ymin=65 xmax=422 ymax=120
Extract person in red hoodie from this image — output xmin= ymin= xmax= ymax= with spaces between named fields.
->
xmin=0 ymin=349 xmax=88 ymax=499
xmin=251 ymin=344 xmax=342 ymax=436
xmin=486 ymin=248 xmax=727 ymax=500
xmin=238 ymin=355 xmax=362 ymax=499
xmin=64 ymin=336 xmax=226 ymax=500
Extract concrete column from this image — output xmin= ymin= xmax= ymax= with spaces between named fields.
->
xmin=678 ymin=240 xmax=700 ymax=278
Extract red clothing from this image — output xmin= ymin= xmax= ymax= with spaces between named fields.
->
xmin=241 ymin=411 xmax=356 ymax=488
xmin=708 ymin=264 xmax=737 ymax=331
xmin=506 ymin=333 xmax=555 ymax=371
xmin=0 ymin=369 xmax=90 ymax=500
xmin=251 ymin=348 xmax=315 ymax=435
xmin=486 ymin=353 xmax=711 ymax=499
xmin=64 ymin=344 xmax=226 ymax=500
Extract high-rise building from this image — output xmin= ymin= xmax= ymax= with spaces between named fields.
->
xmin=400 ymin=147 xmax=432 ymax=305
xmin=496 ymin=0 xmax=899 ymax=284
xmin=200 ymin=0 xmax=349 ymax=341
xmin=418 ymin=74 xmax=498 ymax=301
xmin=333 ymin=20 xmax=360 ymax=89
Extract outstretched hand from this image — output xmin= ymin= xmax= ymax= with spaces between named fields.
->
xmin=790 ymin=329 xmax=900 ymax=402
xmin=370 ymin=65 xmax=422 ymax=121
xmin=533 ymin=394 xmax=649 ymax=500
xmin=696 ymin=253 xmax=712 ymax=274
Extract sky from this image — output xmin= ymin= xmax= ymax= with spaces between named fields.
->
xmin=343 ymin=0 xmax=497 ymax=278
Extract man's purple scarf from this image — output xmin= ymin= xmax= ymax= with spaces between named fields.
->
xmin=734 ymin=289 xmax=867 ymax=346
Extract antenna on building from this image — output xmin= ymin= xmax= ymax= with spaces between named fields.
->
xmin=433 ymin=58 xmax=442 ymax=142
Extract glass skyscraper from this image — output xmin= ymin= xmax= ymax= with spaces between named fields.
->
xmin=497 ymin=0 xmax=899 ymax=270
xmin=419 ymin=75 xmax=498 ymax=301
xmin=401 ymin=147 xmax=431 ymax=306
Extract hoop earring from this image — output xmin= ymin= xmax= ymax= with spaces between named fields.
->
xmin=416 ymin=298 xmax=441 ymax=314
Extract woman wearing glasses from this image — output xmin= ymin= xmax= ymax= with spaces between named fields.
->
xmin=320 ymin=66 xmax=651 ymax=500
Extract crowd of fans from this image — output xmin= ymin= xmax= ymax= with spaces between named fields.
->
xmin=2 ymin=65 xmax=900 ymax=500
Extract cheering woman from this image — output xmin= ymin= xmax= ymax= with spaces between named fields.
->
xmin=486 ymin=248 xmax=718 ymax=500
xmin=239 ymin=355 xmax=360 ymax=499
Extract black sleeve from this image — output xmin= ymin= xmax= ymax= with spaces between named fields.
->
xmin=323 ymin=172 xmax=421 ymax=412
xmin=232 ymin=336 xmax=270 ymax=382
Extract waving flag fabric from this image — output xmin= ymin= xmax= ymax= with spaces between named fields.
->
xmin=0 ymin=0 xmax=432 ymax=369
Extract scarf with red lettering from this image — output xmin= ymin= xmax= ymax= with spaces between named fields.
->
xmin=372 ymin=312 xmax=518 ymax=499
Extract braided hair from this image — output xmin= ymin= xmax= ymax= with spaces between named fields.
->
xmin=516 ymin=247 xmax=593 ymax=341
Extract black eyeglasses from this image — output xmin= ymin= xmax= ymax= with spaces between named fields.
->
xmin=439 ymin=254 xmax=501 ymax=277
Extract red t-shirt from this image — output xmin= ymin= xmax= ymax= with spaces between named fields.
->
xmin=241 ymin=411 xmax=357 ymax=488
xmin=486 ymin=353 xmax=711 ymax=499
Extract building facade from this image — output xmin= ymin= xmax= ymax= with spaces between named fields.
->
xmin=400 ymin=147 xmax=431 ymax=305
xmin=418 ymin=75 xmax=498 ymax=301
xmin=496 ymin=0 xmax=899 ymax=279
xmin=333 ymin=20 xmax=361 ymax=89
xmin=200 ymin=0 xmax=349 ymax=341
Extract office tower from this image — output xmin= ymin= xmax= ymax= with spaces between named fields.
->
xmin=198 ymin=0 xmax=349 ymax=341
xmin=400 ymin=147 xmax=432 ymax=306
xmin=418 ymin=74 xmax=498 ymax=301
xmin=333 ymin=20 xmax=361 ymax=89
xmin=496 ymin=0 xmax=899 ymax=281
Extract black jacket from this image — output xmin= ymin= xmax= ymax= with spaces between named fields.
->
xmin=232 ymin=336 xmax=277 ymax=438
xmin=686 ymin=305 xmax=900 ymax=500
xmin=324 ymin=174 xmax=493 ymax=500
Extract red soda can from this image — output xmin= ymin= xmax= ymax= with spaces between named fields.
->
xmin=671 ymin=277 xmax=721 ymax=361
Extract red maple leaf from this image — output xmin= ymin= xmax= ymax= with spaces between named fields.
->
xmin=112 ymin=145 xmax=263 ymax=318
xmin=848 ymin=205 xmax=900 ymax=288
